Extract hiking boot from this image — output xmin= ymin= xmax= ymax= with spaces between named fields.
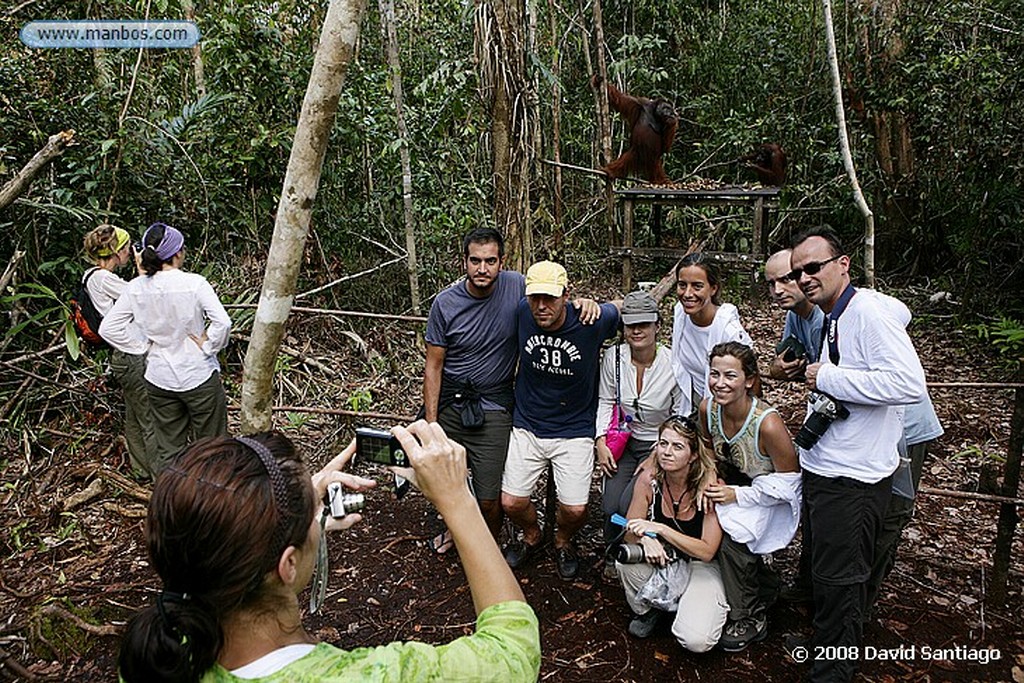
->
xmin=628 ymin=609 xmax=661 ymax=638
xmin=504 ymin=539 xmax=541 ymax=569
xmin=555 ymin=545 xmax=580 ymax=579
xmin=783 ymin=633 xmax=810 ymax=661
xmin=720 ymin=614 xmax=768 ymax=652
xmin=780 ymin=581 xmax=813 ymax=604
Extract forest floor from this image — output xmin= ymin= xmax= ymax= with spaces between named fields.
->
xmin=1 ymin=283 xmax=1023 ymax=682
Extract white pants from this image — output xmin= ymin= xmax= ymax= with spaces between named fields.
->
xmin=618 ymin=559 xmax=729 ymax=653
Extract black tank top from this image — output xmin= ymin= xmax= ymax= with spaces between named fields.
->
xmin=651 ymin=482 xmax=704 ymax=540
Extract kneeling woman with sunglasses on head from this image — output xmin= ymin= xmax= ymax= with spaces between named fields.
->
xmin=616 ymin=416 xmax=727 ymax=652
xmin=118 ymin=422 xmax=540 ymax=683
xmin=699 ymin=342 xmax=799 ymax=653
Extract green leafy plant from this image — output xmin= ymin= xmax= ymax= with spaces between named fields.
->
xmin=974 ymin=317 xmax=1024 ymax=365
xmin=347 ymin=388 xmax=373 ymax=412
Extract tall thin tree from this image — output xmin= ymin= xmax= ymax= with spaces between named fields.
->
xmin=240 ymin=0 xmax=368 ymax=433
xmin=823 ymin=0 xmax=875 ymax=286
xmin=379 ymin=0 xmax=421 ymax=314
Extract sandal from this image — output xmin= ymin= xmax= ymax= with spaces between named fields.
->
xmin=428 ymin=528 xmax=455 ymax=555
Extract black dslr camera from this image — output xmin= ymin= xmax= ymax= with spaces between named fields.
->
xmin=775 ymin=335 xmax=807 ymax=363
xmin=795 ymin=391 xmax=850 ymax=449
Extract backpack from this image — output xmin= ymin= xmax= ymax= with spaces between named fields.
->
xmin=69 ymin=268 xmax=110 ymax=349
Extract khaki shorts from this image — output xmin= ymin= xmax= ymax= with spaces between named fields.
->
xmin=501 ymin=427 xmax=595 ymax=506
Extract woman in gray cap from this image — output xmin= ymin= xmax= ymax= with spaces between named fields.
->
xmin=596 ymin=290 xmax=685 ymax=578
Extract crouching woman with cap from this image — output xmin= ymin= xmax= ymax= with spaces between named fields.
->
xmin=118 ymin=422 xmax=541 ymax=683
xmin=100 ymin=222 xmax=231 ymax=472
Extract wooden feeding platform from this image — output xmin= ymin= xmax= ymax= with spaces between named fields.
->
xmin=613 ymin=184 xmax=781 ymax=290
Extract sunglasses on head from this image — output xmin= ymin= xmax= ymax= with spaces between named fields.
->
xmin=790 ymin=254 xmax=842 ymax=280
xmin=666 ymin=414 xmax=698 ymax=432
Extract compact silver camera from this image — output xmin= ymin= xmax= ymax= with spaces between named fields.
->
xmin=327 ymin=482 xmax=365 ymax=519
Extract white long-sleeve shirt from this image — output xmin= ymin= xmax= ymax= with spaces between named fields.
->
xmin=671 ymin=302 xmax=752 ymax=413
xmin=99 ymin=268 xmax=231 ymax=392
xmin=84 ymin=267 xmax=127 ymax=316
xmin=801 ymin=290 xmax=927 ymax=483
xmin=595 ymin=343 xmax=683 ymax=442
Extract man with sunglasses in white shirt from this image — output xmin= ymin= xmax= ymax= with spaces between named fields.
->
xmin=788 ymin=227 xmax=926 ymax=683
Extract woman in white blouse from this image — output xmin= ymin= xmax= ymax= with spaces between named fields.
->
xmin=671 ymin=252 xmax=753 ymax=415
xmin=83 ymin=224 xmax=157 ymax=478
xmin=100 ymin=222 xmax=231 ymax=471
xmin=595 ymin=291 xmax=684 ymax=575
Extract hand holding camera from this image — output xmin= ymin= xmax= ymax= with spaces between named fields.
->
xmin=313 ymin=439 xmax=377 ymax=531
xmin=390 ymin=420 xmax=474 ymax=516
xmin=772 ymin=335 xmax=808 ymax=380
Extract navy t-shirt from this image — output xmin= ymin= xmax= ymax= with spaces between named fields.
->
xmin=513 ymin=300 xmax=620 ymax=438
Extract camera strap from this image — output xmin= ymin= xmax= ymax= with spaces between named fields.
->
xmin=820 ymin=284 xmax=857 ymax=365
xmin=614 ymin=341 xmax=623 ymax=427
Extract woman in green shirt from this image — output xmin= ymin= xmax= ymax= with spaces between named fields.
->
xmin=118 ymin=422 xmax=540 ymax=682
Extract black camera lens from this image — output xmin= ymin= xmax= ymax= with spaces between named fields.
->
xmin=795 ymin=413 xmax=832 ymax=449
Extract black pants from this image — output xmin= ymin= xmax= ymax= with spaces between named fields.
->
xmin=804 ymin=470 xmax=891 ymax=683
xmin=865 ymin=441 xmax=930 ymax=613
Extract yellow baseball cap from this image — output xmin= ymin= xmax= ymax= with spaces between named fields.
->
xmin=525 ymin=260 xmax=567 ymax=297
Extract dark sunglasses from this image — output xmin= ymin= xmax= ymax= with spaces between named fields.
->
xmin=790 ymin=254 xmax=842 ymax=280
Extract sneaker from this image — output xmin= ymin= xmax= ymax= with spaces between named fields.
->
xmin=628 ymin=609 xmax=661 ymax=638
xmin=504 ymin=539 xmax=541 ymax=569
xmin=720 ymin=614 xmax=768 ymax=652
xmin=555 ymin=545 xmax=579 ymax=579
xmin=602 ymin=556 xmax=619 ymax=581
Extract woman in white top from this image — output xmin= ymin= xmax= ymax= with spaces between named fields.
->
xmin=595 ymin=291 xmax=684 ymax=569
xmin=83 ymin=225 xmax=157 ymax=478
xmin=671 ymin=252 xmax=753 ymax=414
xmin=100 ymin=222 xmax=231 ymax=471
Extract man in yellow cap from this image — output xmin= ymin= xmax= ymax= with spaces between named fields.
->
xmin=501 ymin=261 xmax=621 ymax=579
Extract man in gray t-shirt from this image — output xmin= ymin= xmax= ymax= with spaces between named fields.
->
xmin=425 ymin=228 xmax=522 ymax=541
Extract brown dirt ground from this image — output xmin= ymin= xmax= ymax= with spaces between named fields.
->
xmin=1 ymin=288 xmax=1023 ymax=682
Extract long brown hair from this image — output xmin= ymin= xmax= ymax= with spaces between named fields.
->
xmin=118 ymin=433 xmax=314 ymax=683
xmin=653 ymin=416 xmax=717 ymax=495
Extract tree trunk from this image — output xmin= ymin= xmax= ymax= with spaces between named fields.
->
xmin=379 ymin=0 xmax=421 ymax=315
xmin=475 ymin=0 xmax=533 ymax=270
xmin=823 ymin=0 xmax=875 ymax=286
xmin=855 ymin=0 xmax=920 ymax=271
xmin=240 ymin=0 xmax=368 ymax=434
xmin=0 ymin=130 xmax=76 ymax=212
xmin=547 ymin=0 xmax=564 ymax=236
xmin=588 ymin=0 xmax=616 ymax=248
xmin=181 ymin=0 xmax=207 ymax=98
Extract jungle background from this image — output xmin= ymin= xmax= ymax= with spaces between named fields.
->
xmin=1 ymin=0 xmax=1023 ymax=680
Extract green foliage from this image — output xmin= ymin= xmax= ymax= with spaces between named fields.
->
xmin=347 ymin=388 xmax=373 ymax=412
xmin=0 ymin=0 xmax=1021 ymax=327
xmin=975 ymin=317 xmax=1024 ymax=363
